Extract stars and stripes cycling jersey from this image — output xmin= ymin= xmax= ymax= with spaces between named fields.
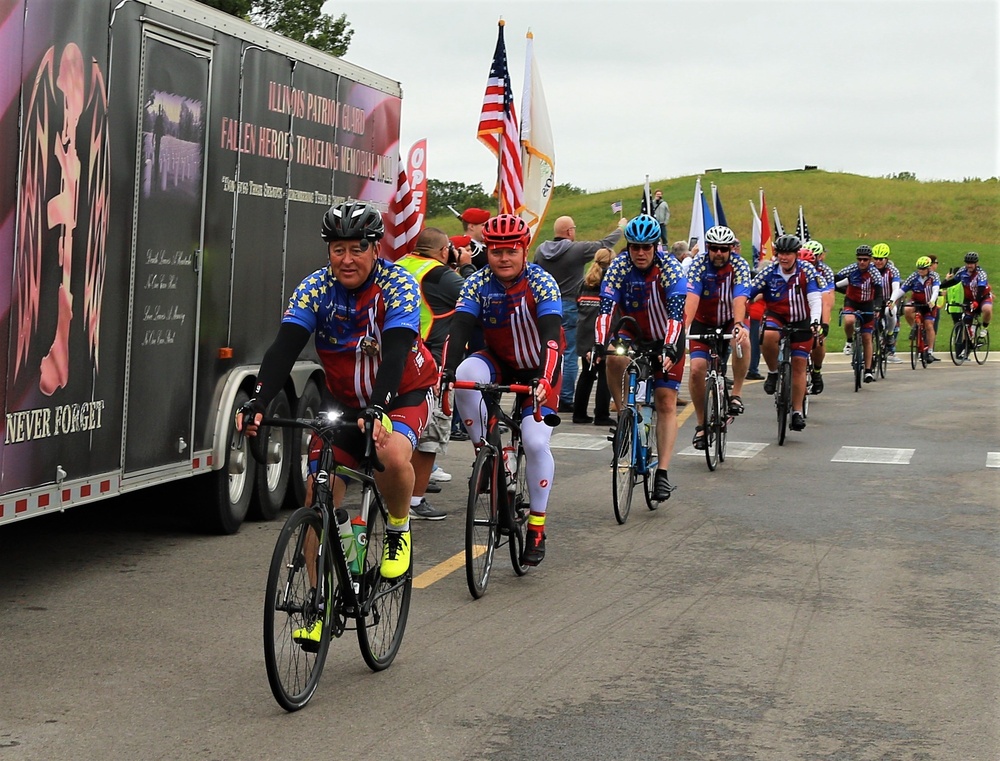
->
xmin=454 ymin=263 xmax=565 ymax=370
xmin=281 ymin=259 xmax=437 ymax=407
xmin=749 ymin=260 xmax=824 ymax=324
xmin=685 ymin=253 xmax=752 ymax=325
xmin=595 ymin=250 xmax=686 ymax=348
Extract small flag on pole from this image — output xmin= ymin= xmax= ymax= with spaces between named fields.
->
xmin=795 ymin=205 xmax=810 ymax=242
xmin=759 ymin=188 xmax=773 ymax=264
xmin=711 ymin=183 xmax=728 ymax=228
xmin=611 ymin=201 xmax=623 ymax=214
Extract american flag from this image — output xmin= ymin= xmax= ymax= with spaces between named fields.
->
xmin=478 ymin=20 xmax=524 ymax=216
xmin=383 ymin=158 xmax=420 ymax=261
xmin=795 ymin=205 xmax=810 ymax=242
xmin=611 ymin=201 xmax=623 ymax=214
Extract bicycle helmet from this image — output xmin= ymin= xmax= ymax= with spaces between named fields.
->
xmin=915 ymin=256 xmax=932 ymax=268
xmin=774 ymin=234 xmax=801 ymax=253
xmin=624 ymin=214 xmax=661 ymax=244
xmin=798 ymin=248 xmax=816 ymax=265
xmin=481 ymin=214 xmax=530 ymax=248
xmin=321 ymin=201 xmax=385 ymax=243
xmin=704 ymin=225 xmax=737 ymax=246
xmin=964 ymin=251 xmax=980 ymax=264
xmin=856 ymin=244 xmax=873 ymax=258
xmin=872 ymin=243 xmax=891 ymax=259
xmin=804 ymin=240 xmax=824 ymax=256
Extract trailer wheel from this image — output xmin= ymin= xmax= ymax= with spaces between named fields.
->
xmin=199 ymin=388 xmax=256 ymax=534
xmin=249 ymin=389 xmax=292 ymax=521
xmin=287 ymin=380 xmax=322 ymax=510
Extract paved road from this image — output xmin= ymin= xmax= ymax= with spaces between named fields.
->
xmin=1 ymin=356 xmax=997 ymax=760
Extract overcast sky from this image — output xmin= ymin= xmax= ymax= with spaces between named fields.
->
xmin=335 ymin=0 xmax=999 ymax=193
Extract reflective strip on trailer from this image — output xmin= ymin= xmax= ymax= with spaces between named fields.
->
xmin=0 ymin=475 xmax=119 ymax=522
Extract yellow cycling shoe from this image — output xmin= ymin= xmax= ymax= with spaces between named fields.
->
xmin=292 ymin=620 xmax=323 ymax=653
xmin=380 ymin=530 xmax=411 ymax=579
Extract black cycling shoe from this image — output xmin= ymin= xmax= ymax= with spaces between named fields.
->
xmin=651 ymin=469 xmax=675 ymax=501
xmin=790 ymin=412 xmax=806 ymax=431
xmin=763 ymin=372 xmax=778 ymax=395
xmin=521 ymin=529 xmax=546 ymax=566
xmin=811 ymin=370 xmax=824 ymax=395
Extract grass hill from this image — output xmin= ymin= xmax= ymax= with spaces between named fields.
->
xmin=425 ymin=169 xmax=999 ymax=275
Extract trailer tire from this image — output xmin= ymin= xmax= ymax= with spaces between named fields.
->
xmin=249 ymin=389 xmax=292 ymax=521
xmin=198 ymin=388 xmax=256 ymax=534
xmin=287 ymin=380 xmax=322 ymax=510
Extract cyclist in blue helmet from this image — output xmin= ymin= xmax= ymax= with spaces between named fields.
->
xmin=593 ymin=214 xmax=687 ymax=502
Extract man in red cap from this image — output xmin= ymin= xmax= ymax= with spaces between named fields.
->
xmin=449 ymin=235 xmax=478 ymax=278
xmin=460 ymin=208 xmax=491 ymax=269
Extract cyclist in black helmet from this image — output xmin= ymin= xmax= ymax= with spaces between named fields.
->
xmin=940 ymin=251 xmax=993 ymax=341
xmin=237 ymin=201 xmax=437 ymax=611
xmin=835 ymin=245 xmax=884 ymax=383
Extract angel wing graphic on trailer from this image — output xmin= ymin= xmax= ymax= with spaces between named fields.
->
xmin=15 ymin=43 xmax=110 ymax=397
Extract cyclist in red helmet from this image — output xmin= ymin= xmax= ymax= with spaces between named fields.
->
xmin=441 ymin=214 xmax=565 ymax=566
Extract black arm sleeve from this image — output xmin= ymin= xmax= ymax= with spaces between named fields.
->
xmin=538 ymin=313 xmax=562 ymax=348
xmin=369 ymin=327 xmax=417 ymax=409
xmin=939 ymin=276 xmax=958 ymax=289
xmin=254 ymin=322 xmax=312 ymax=407
xmin=443 ymin=311 xmax=477 ymax=374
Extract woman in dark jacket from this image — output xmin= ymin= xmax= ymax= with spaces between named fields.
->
xmin=572 ymin=248 xmax=614 ymax=425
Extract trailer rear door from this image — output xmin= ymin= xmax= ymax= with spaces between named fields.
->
xmin=124 ymin=27 xmax=211 ymax=475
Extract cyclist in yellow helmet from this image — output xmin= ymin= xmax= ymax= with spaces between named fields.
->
xmin=871 ymin=243 xmax=904 ymax=362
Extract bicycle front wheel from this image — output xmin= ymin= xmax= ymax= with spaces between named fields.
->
xmin=949 ymin=322 xmax=967 ymax=365
xmin=777 ymin=362 xmax=791 ymax=446
xmin=466 ymin=447 xmax=498 ymax=598
xmin=910 ymin=330 xmax=919 ymax=369
xmin=704 ymin=378 xmax=720 ymax=471
xmin=852 ymin=341 xmax=863 ymax=391
xmin=611 ymin=408 xmax=636 ymax=524
xmin=509 ymin=445 xmax=530 ymax=576
xmin=974 ymin=324 xmax=990 ymax=364
xmin=264 ymin=507 xmax=333 ymax=712
xmin=357 ymin=500 xmax=412 ymax=671
xmin=717 ymin=382 xmax=728 ymax=463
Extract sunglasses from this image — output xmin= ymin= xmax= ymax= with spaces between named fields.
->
xmin=708 ymin=245 xmax=731 ymax=253
xmin=856 ymin=257 xmax=871 ymax=262
xmin=629 ymin=243 xmax=655 ymax=251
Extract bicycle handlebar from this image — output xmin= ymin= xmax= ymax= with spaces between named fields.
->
xmin=443 ymin=380 xmax=551 ymax=425
xmin=256 ymin=413 xmax=385 ymax=472
xmin=687 ymin=330 xmax=743 ymax=359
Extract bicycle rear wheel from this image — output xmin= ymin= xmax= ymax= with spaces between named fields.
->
xmin=777 ymin=361 xmax=791 ymax=446
xmin=910 ymin=329 xmax=919 ymax=369
xmin=919 ymin=326 xmax=929 ymax=368
xmin=357 ymin=500 xmax=412 ymax=670
xmin=704 ymin=378 xmax=719 ymax=471
xmin=949 ymin=322 xmax=967 ymax=365
xmin=465 ymin=447 xmax=498 ymax=598
xmin=611 ymin=408 xmax=636 ymax=524
xmin=264 ymin=507 xmax=333 ymax=712
xmin=877 ymin=332 xmax=888 ymax=379
xmin=974 ymin=324 xmax=990 ymax=364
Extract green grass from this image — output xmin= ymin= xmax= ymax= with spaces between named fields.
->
xmin=424 ymin=169 xmax=999 ymax=353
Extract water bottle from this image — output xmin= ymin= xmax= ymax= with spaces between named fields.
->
xmin=502 ymin=446 xmax=518 ymax=489
xmin=350 ymin=514 xmax=367 ymax=576
xmin=336 ymin=508 xmax=357 ymax=572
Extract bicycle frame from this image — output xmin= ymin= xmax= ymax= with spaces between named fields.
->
xmin=607 ymin=315 xmax=661 ymax=523
xmin=687 ymin=328 xmax=734 ymax=470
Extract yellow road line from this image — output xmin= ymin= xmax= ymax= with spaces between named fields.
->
xmin=413 ymin=547 xmax=481 ymax=588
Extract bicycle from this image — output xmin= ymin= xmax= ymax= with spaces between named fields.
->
xmin=606 ymin=315 xmax=662 ymax=523
xmin=687 ymin=327 xmax=738 ymax=471
xmin=254 ymin=412 xmax=411 ymax=711
xmin=443 ymin=380 xmax=555 ymax=599
xmin=949 ymin=306 xmax=991 ymax=366
xmin=766 ymin=323 xmax=794 ymax=445
xmin=909 ymin=305 xmax=931 ymax=369
xmin=842 ymin=309 xmax=875 ymax=391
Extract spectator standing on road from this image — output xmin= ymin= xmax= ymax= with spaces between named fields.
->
xmin=395 ymin=227 xmax=471 ymax=520
xmin=572 ymin=248 xmax=614 ymax=426
xmin=535 ymin=214 xmax=626 ymax=413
